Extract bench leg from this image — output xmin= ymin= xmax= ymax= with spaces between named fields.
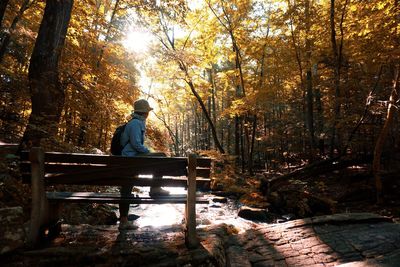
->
xmin=186 ymin=154 xmax=199 ymax=248
xmin=28 ymin=147 xmax=49 ymax=246
xmin=47 ymin=202 xmax=62 ymax=239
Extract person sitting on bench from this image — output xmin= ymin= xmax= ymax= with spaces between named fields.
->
xmin=119 ymin=99 xmax=170 ymax=230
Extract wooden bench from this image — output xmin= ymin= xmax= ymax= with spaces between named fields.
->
xmin=20 ymin=147 xmax=212 ymax=248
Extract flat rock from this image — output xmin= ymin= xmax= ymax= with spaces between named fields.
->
xmin=2 ymin=200 xmax=400 ymax=267
xmin=238 ymin=206 xmax=272 ymax=222
xmin=235 ymin=213 xmax=400 ymax=266
xmin=3 ymin=223 xmax=228 ymax=266
xmin=212 ymin=196 xmax=228 ymax=203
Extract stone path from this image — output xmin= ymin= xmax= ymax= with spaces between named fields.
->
xmin=2 ymin=211 xmax=400 ymax=266
xmin=226 ymin=213 xmax=400 ymax=267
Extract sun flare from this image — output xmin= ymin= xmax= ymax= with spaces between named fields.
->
xmin=122 ymin=29 xmax=153 ymax=53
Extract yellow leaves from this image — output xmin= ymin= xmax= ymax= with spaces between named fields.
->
xmin=81 ymin=74 xmax=94 ymax=86
xmin=232 ymin=98 xmax=246 ymax=108
xmin=223 ymin=69 xmax=237 ymax=78
xmin=349 ymin=5 xmax=358 ymax=12
xmin=68 ymin=36 xmax=80 ymax=47
xmin=113 ymin=99 xmax=131 ymax=115
xmin=222 ymin=90 xmax=260 ymax=118
xmin=358 ymin=28 xmax=371 ymax=37
xmin=375 ymin=1 xmax=389 ymax=11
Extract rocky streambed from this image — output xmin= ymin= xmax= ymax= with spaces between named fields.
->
xmin=1 ymin=194 xmax=261 ymax=266
xmin=2 ymin=192 xmax=400 ymax=267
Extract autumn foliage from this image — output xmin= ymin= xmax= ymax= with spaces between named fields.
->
xmin=0 ymin=0 xmax=399 ymax=178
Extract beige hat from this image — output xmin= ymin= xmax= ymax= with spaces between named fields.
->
xmin=133 ymin=99 xmax=153 ymax=113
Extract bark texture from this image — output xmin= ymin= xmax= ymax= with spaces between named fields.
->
xmin=21 ymin=0 xmax=73 ymax=148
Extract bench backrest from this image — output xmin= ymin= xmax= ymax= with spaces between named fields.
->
xmin=20 ymin=151 xmax=211 ymax=188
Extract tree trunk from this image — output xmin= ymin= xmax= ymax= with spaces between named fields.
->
xmin=0 ymin=0 xmax=9 ymax=27
xmin=0 ymin=0 xmax=31 ymax=63
xmin=207 ymin=96 xmax=212 ymax=149
xmin=266 ymin=155 xmax=371 ymax=193
xmin=64 ymin=105 xmax=73 ymax=143
xmin=373 ymin=67 xmax=399 ymax=204
xmin=21 ymin=0 xmax=73 ymax=148
xmin=207 ymin=1 xmax=245 ymax=156
xmin=231 ymin=29 xmax=247 ymax=167
xmin=248 ymin=115 xmax=257 ymax=175
xmin=235 ymin=115 xmax=240 ymax=157
xmin=181 ymin=70 xmax=225 ymax=153
xmin=157 ymin=11 xmax=225 ymax=153
xmin=287 ymin=0 xmax=311 ymax=157
xmin=305 ymin=0 xmax=315 ymax=158
xmin=329 ymin=0 xmax=348 ymax=157
xmin=230 ymin=31 xmax=245 ymax=97
xmin=96 ymin=0 xmax=120 ymax=67
xmin=194 ymin=106 xmax=198 ymax=151
xmin=240 ymin=119 xmax=245 ymax=173
xmin=343 ymin=65 xmax=383 ymax=154
xmin=154 ymin=107 xmax=180 ymax=155
xmin=306 ymin=70 xmax=315 ymax=153
xmin=175 ymin=115 xmax=179 ymax=154
xmin=209 ymin=67 xmax=217 ymax=125
xmin=314 ymin=85 xmax=324 ymax=154
xmin=220 ymin=93 xmax=225 ymax=150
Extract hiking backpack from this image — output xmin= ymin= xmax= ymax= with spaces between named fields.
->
xmin=110 ymin=123 xmax=128 ymax=155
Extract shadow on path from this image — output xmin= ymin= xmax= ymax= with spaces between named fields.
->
xmin=228 ymin=213 xmax=400 ymax=266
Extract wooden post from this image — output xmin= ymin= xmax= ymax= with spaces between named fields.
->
xmin=373 ymin=68 xmax=399 ymax=203
xmin=28 ymin=147 xmax=48 ymax=246
xmin=47 ymin=202 xmax=61 ymax=238
xmin=186 ymin=154 xmax=199 ymax=248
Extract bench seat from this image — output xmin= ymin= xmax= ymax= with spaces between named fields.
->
xmin=20 ymin=148 xmax=212 ymax=248
xmin=46 ymin=192 xmax=209 ymax=204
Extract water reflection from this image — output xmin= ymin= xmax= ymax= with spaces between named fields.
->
xmin=129 ymin=184 xmax=187 ymax=228
xmin=135 ymin=203 xmax=184 ymax=227
xmin=126 ymin=187 xmax=252 ymax=232
xmin=125 ymin=176 xmax=248 ymax=230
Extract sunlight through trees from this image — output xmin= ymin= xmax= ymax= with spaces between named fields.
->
xmin=0 ymin=0 xmax=399 ymax=183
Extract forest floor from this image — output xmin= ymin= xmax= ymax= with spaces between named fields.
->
xmin=2 ymin=201 xmax=400 ymax=266
xmin=290 ymin=166 xmax=400 ymax=220
xmin=2 ymin=141 xmax=400 ymax=222
xmin=1 ymin=142 xmax=400 ymax=266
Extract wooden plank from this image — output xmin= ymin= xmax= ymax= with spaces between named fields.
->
xmin=0 ymin=143 xmax=18 ymax=159
xmin=21 ymin=155 xmax=211 ymax=179
xmin=21 ymin=151 xmax=188 ymax=165
xmin=21 ymin=174 xmax=211 ymax=189
xmin=46 ymin=192 xmax=209 ymax=204
xmin=43 ymin=161 xmax=186 ymax=174
xmin=45 ymin=176 xmax=211 ymax=190
xmin=46 ymin=176 xmax=209 ymax=186
xmin=41 ymin=165 xmax=185 ymax=182
xmin=48 ymin=192 xmax=205 ymax=198
xmin=21 ymin=163 xmax=210 ymax=177
xmin=196 ymin=168 xmax=211 ymax=178
xmin=28 ymin=147 xmax=48 ymax=246
xmin=21 ymin=153 xmax=210 ymax=168
xmin=45 ymin=177 xmax=211 ymax=188
xmin=196 ymin=157 xmax=211 ymax=167
xmin=21 ymin=166 xmax=208 ymax=180
xmin=186 ymin=154 xmax=199 ymax=248
xmin=22 ymin=160 xmax=188 ymax=179
xmin=22 ymin=149 xmax=213 ymax=244
xmin=45 ymin=176 xmax=190 ymax=186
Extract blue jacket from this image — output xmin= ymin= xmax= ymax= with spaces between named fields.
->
xmin=121 ymin=113 xmax=150 ymax=156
